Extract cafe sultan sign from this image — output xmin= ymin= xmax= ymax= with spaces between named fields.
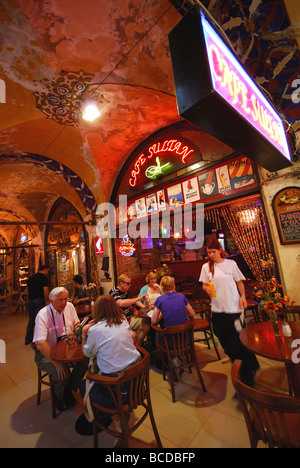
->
xmin=129 ymin=138 xmax=199 ymax=188
xmin=169 ymin=8 xmax=292 ymax=172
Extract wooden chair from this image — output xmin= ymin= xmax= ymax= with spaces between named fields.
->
xmin=86 ymin=345 xmax=162 ymax=448
xmin=37 ymin=367 xmax=57 ymax=419
xmin=189 ymin=301 xmax=221 ymax=360
xmin=284 ymin=305 xmax=300 ymax=322
xmin=231 ymin=360 xmax=300 ymax=448
xmin=152 ymin=321 xmax=207 ymax=403
xmin=16 ymin=291 xmax=28 ymax=315
xmin=75 ymin=303 xmax=92 ymax=318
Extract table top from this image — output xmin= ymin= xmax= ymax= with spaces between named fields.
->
xmin=240 ymin=321 xmax=300 ymax=363
xmin=50 ymin=339 xmax=88 ymax=363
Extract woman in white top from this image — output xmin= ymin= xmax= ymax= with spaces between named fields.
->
xmin=75 ymin=295 xmax=140 ymax=435
xmin=199 ymin=239 xmax=259 ymax=387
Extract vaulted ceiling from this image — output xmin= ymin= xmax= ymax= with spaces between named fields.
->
xmin=0 ymin=0 xmax=299 ymax=246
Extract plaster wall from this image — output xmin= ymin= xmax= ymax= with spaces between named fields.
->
xmin=259 ymin=161 xmax=300 ymax=304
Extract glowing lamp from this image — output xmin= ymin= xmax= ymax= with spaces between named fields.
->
xmin=82 ymin=103 xmax=101 ymax=121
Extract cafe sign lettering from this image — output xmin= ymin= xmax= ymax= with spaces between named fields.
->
xmin=169 ymin=9 xmax=292 ymax=171
xmin=202 ymin=14 xmax=290 ymax=161
xmin=129 ymin=138 xmax=196 ymax=187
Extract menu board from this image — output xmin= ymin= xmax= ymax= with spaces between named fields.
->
xmin=272 ymin=187 xmax=300 ymax=245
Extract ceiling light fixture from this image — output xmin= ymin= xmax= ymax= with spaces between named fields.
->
xmin=82 ymin=102 xmax=101 ymax=122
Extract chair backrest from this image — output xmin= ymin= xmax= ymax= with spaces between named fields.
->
xmin=285 ymin=305 xmax=300 ymax=322
xmin=152 ymin=321 xmax=194 ymax=357
xmin=232 ymin=360 xmax=300 ymax=448
xmin=86 ymin=345 xmax=150 ymax=414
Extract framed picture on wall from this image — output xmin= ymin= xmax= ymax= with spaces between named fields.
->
xmin=272 ymin=187 xmax=300 ymax=245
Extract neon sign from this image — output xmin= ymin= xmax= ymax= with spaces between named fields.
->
xmin=129 ymin=139 xmax=195 ymax=187
xmin=119 ymin=235 xmax=136 ymax=257
xmin=201 ymin=13 xmax=291 ymax=161
xmin=145 ymin=157 xmax=171 ymax=179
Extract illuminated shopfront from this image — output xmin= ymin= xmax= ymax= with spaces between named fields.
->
xmin=45 ymin=198 xmax=89 ymax=295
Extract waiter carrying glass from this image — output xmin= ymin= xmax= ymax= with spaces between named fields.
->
xmin=199 ymin=239 xmax=259 ymax=388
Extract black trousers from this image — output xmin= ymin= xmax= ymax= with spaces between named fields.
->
xmin=212 ymin=313 xmax=259 ymax=386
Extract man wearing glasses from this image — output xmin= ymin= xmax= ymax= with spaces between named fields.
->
xmin=109 ymin=274 xmax=150 ymax=346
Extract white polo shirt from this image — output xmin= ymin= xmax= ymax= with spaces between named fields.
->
xmin=199 ymin=259 xmax=245 ymax=314
xmin=33 ymin=302 xmax=79 ymax=349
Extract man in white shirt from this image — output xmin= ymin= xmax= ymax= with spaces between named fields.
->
xmin=33 ymin=287 xmax=88 ymax=411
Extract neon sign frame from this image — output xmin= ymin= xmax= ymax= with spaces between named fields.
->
xmin=201 ymin=13 xmax=291 ymax=162
xmin=129 ymin=139 xmax=195 ymax=187
xmin=168 ymin=8 xmax=292 ymax=172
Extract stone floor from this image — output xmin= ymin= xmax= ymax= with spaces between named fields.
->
xmin=0 ymin=312 xmax=289 ymax=448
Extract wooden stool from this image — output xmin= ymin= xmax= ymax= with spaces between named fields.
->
xmin=37 ymin=367 xmax=57 ymax=419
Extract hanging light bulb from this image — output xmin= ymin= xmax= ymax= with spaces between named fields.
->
xmin=82 ymin=102 xmax=101 ymax=121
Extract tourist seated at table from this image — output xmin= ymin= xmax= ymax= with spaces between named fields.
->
xmin=75 ymin=294 xmax=141 ymax=435
xmin=109 ymin=274 xmax=150 ymax=346
xmin=137 ymin=271 xmax=161 ymax=311
xmin=72 ymin=275 xmax=90 ymax=306
xmin=33 ymin=287 xmax=88 ymax=412
xmin=151 ymin=275 xmax=195 ymax=327
xmin=151 ymin=276 xmax=195 ymax=378
xmin=199 ymin=239 xmax=260 ymax=387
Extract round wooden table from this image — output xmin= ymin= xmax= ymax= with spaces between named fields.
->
xmin=240 ymin=321 xmax=300 ymax=397
xmin=50 ymin=339 xmax=88 ymax=363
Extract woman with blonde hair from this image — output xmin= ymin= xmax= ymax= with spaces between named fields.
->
xmin=151 ymin=276 xmax=194 ymax=327
xmin=137 ymin=271 xmax=161 ymax=311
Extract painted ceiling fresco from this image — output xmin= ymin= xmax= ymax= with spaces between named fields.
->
xmin=0 ymin=0 xmax=299 ymax=244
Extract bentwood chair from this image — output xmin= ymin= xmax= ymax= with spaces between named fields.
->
xmin=86 ymin=345 xmax=162 ymax=448
xmin=37 ymin=367 xmax=57 ymax=419
xmin=189 ymin=301 xmax=221 ymax=360
xmin=284 ymin=305 xmax=300 ymax=322
xmin=152 ymin=321 xmax=207 ymax=403
xmin=231 ymin=360 xmax=300 ymax=448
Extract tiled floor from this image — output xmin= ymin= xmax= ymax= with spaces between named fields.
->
xmin=0 ymin=312 xmax=289 ymax=448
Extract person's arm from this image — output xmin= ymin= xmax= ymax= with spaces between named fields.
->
xmin=236 ymin=280 xmax=247 ymax=309
xmin=202 ymin=282 xmax=214 ymax=298
xmin=151 ymin=306 xmax=163 ymax=325
xmin=35 ymin=340 xmax=70 ymax=380
xmin=186 ymin=303 xmax=195 ymax=318
xmin=117 ymin=294 xmax=148 ymax=309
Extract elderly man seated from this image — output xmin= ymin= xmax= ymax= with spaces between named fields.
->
xmin=33 ymin=287 xmax=88 ymax=412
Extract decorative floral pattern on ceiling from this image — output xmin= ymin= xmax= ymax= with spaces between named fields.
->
xmin=33 ymin=69 xmax=99 ymax=126
xmin=200 ymin=0 xmax=300 ymax=128
xmin=0 ymin=153 xmax=97 ymax=214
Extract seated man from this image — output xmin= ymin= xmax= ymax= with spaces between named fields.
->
xmin=72 ymin=275 xmax=90 ymax=306
xmin=109 ymin=274 xmax=150 ymax=346
xmin=33 ymin=287 xmax=88 ymax=411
